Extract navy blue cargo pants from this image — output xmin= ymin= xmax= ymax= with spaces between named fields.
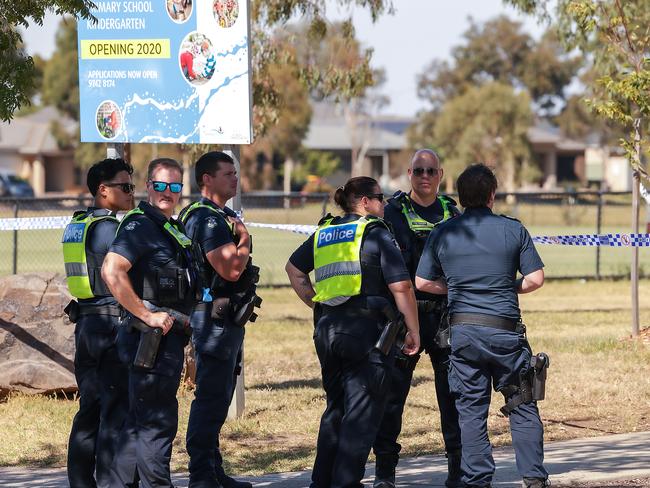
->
xmin=448 ymin=324 xmax=548 ymax=487
xmin=310 ymin=312 xmax=394 ymax=488
xmin=109 ymin=321 xmax=188 ymax=488
xmin=373 ymin=308 xmax=461 ymax=479
xmin=68 ymin=313 xmax=129 ymax=488
xmin=186 ymin=308 xmax=245 ymax=488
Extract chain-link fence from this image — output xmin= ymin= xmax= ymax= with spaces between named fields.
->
xmin=0 ymin=191 xmax=648 ymax=284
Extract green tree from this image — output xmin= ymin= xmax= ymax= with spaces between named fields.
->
xmin=1 ymin=0 xmax=95 ymax=121
xmin=431 ymin=82 xmax=533 ymax=192
xmin=292 ymin=150 xmax=341 ymax=184
xmin=39 ymin=17 xmax=105 ymax=167
xmin=416 ymin=15 xmax=581 ymax=116
xmin=251 ymin=1 xmax=391 ymax=135
xmin=41 ymin=18 xmax=79 ymax=120
xmin=505 ymin=0 xmax=650 ymax=335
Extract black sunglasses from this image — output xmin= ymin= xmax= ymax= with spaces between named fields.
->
xmin=412 ymin=167 xmax=439 ymax=177
xmin=103 ymin=182 xmax=135 ymax=194
xmin=150 ymin=181 xmax=183 ymax=193
xmin=365 ymin=193 xmax=384 ymax=202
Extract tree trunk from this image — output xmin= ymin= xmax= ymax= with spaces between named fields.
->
xmin=630 ymin=118 xmax=642 ymax=337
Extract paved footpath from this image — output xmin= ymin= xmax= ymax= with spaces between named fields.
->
xmin=2 ymin=431 xmax=650 ymax=487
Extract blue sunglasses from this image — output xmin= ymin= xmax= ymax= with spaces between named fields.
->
xmin=150 ymin=181 xmax=183 ymax=193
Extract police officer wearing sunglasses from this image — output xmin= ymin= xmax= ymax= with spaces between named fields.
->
xmin=286 ymin=176 xmax=420 ymax=488
xmin=373 ymin=149 xmax=463 ymax=488
xmin=62 ymin=158 xmax=135 ymax=488
xmin=103 ymin=158 xmax=202 ymax=487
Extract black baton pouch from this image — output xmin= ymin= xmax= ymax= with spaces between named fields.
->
xmin=64 ymin=300 xmax=80 ymax=323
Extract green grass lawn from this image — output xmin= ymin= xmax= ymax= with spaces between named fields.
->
xmin=0 ymin=201 xmax=648 ymax=282
xmin=1 ymin=280 xmax=649 ymax=473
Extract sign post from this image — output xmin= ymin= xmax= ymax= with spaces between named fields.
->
xmin=78 ymin=0 xmax=254 ymax=417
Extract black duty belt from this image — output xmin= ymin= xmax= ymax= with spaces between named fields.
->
xmin=78 ymin=304 xmax=122 ymax=317
xmin=194 ymin=302 xmax=212 ymax=313
xmin=449 ymin=313 xmax=517 ymax=332
xmin=319 ymin=304 xmax=386 ymax=321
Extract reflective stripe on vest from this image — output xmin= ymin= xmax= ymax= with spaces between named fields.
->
xmin=118 ymin=207 xmax=192 ymax=248
xmin=312 ymin=217 xmax=375 ymax=306
xmin=400 ymin=194 xmax=452 ymax=232
xmin=62 ymin=212 xmax=117 ymax=299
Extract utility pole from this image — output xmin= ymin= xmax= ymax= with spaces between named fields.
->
xmin=224 ymin=145 xmax=245 ymax=418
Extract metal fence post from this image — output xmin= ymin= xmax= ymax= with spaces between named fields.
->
xmin=12 ymin=199 xmax=19 ymax=274
xmin=596 ymin=191 xmax=603 ymax=279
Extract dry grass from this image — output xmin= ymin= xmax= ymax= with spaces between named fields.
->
xmin=1 ymin=281 xmax=649 ymax=475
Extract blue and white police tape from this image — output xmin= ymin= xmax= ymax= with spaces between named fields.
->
xmin=0 ymin=215 xmax=649 ymax=247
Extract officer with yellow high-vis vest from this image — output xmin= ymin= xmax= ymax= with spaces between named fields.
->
xmin=373 ymin=149 xmax=463 ymax=488
xmin=62 ymin=158 xmax=135 ymax=488
xmin=286 ymin=176 xmax=420 ymax=488
xmin=102 ymin=158 xmax=201 ymax=488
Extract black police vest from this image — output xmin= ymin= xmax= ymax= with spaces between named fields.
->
xmin=387 ymin=192 xmax=459 ymax=276
xmin=178 ymin=200 xmax=257 ymax=299
xmin=120 ymin=202 xmax=200 ymax=308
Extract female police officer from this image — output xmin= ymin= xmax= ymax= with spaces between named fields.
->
xmin=285 ymin=176 xmax=420 ymax=488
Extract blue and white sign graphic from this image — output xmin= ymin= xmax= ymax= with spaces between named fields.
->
xmin=78 ymin=0 xmax=252 ymax=144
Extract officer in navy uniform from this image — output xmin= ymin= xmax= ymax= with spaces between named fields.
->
xmin=285 ymin=176 xmax=420 ymax=488
xmin=63 ymin=158 xmax=135 ymax=488
xmin=374 ymin=149 xmax=463 ymax=488
xmin=415 ymin=163 xmax=549 ymax=488
xmin=103 ymin=158 xmax=199 ymax=488
xmin=180 ymin=151 xmax=258 ymax=488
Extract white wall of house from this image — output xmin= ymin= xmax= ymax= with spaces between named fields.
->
xmin=604 ymin=156 xmax=633 ymax=191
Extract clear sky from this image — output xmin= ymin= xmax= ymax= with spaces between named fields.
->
xmin=20 ymin=0 xmax=542 ymax=117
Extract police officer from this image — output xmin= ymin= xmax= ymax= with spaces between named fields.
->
xmin=63 ymin=158 xmax=135 ymax=488
xmin=180 ymin=151 xmax=257 ymax=488
xmin=374 ymin=149 xmax=463 ymax=488
xmin=285 ymin=176 xmax=420 ymax=488
xmin=102 ymin=158 xmax=199 ymax=488
xmin=415 ymin=164 xmax=549 ymax=488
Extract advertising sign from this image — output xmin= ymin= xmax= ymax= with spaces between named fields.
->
xmin=77 ymin=0 xmax=252 ymax=144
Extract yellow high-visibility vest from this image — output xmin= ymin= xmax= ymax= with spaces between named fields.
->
xmin=62 ymin=210 xmax=118 ymax=299
xmin=312 ymin=215 xmax=387 ymax=306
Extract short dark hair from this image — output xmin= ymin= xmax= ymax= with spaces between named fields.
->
xmin=457 ymin=163 xmax=498 ymax=208
xmin=147 ymin=158 xmax=183 ymax=181
xmin=194 ymin=151 xmax=234 ymax=188
xmin=334 ymin=176 xmax=379 ymax=213
xmin=86 ymin=158 xmax=134 ymax=196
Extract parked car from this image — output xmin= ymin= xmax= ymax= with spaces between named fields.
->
xmin=0 ymin=172 xmax=35 ymax=197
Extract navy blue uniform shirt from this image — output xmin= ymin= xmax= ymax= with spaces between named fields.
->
xmin=289 ymin=214 xmax=410 ymax=309
xmin=109 ymin=201 xmax=194 ymax=315
xmin=416 ymin=207 xmax=543 ymax=320
xmin=183 ymin=197 xmax=234 ymax=260
xmin=79 ymin=207 xmax=118 ymax=307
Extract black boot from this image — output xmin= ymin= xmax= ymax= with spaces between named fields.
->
xmin=523 ymin=477 xmax=550 ymax=488
xmin=445 ymin=450 xmax=463 ymax=488
xmin=374 ymin=456 xmax=396 ymax=488
xmin=217 ymin=474 xmax=252 ymax=488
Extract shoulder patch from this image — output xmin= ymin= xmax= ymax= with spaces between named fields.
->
xmin=500 ymin=214 xmax=521 ymax=222
xmin=124 ymin=221 xmax=140 ymax=231
xmin=206 ymin=216 xmax=220 ymax=228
